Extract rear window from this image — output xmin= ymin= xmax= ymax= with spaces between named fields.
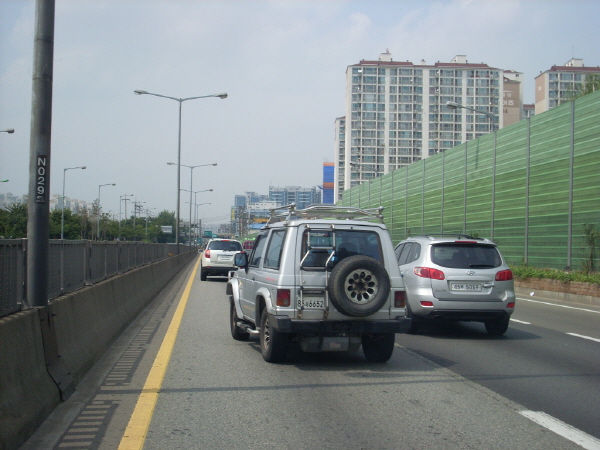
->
xmin=208 ymin=240 xmax=242 ymax=251
xmin=431 ymin=244 xmax=502 ymax=269
xmin=301 ymin=229 xmax=383 ymax=268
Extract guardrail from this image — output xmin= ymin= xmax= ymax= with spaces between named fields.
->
xmin=0 ymin=240 xmax=192 ymax=317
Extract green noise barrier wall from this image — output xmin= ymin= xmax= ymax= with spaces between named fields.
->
xmin=340 ymin=90 xmax=600 ymax=270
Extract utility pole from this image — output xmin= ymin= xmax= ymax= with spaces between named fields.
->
xmin=26 ymin=0 xmax=55 ymax=308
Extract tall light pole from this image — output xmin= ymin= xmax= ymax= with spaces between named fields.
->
xmin=133 ymin=200 xmax=146 ymax=239
xmin=134 ymin=90 xmax=227 ymax=252
xmin=97 ymin=183 xmax=116 ymax=239
xmin=145 ymin=207 xmax=156 ymax=240
xmin=172 ymin=161 xmax=216 ymax=246
xmin=0 ymin=130 xmax=13 ymax=182
xmin=119 ymin=194 xmax=133 ymax=240
xmin=182 ymin=188 xmax=213 ymax=245
xmin=446 ymin=101 xmax=497 ymax=237
xmin=187 ymin=202 xmax=211 ymax=244
xmin=61 ymin=166 xmax=86 ymax=240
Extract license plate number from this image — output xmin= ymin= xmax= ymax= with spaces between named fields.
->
xmin=298 ymin=298 xmax=325 ymax=309
xmin=451 ymin=283 xmax=482 ymax=292
xmin=218 ymin=254 xmax=232 ymax=261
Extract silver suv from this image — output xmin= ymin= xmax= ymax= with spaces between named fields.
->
xmin=394 ymin=234 xmax=515 ymax=336
xmin=227 ymin=205 xmax=411 ymax=363
xmin=200 ymin=238 xmax=242 ymax=281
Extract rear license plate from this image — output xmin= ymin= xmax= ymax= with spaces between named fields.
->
xmin=298 ymin=298 xmax=325 ymax=309
xmin=451 ymin=283 xmax=482 ymax=292
xmin=218 ymin=254 xmax=232 ymax=261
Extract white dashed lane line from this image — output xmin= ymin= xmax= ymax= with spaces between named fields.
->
xmin=520 ymin=411 xmax=600 ymax=450
xmin=566 ymin=333 xmax=600 ymax=343
xmin=510 ymin=319 xmax=531 ymax=324
xmin=511 ymin=298 xmax=600 ymax=343
xmin=517 ymin=297 xmax=600 ymax=314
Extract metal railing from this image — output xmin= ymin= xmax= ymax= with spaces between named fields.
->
xmin=0 ymin=240 xmax=192 ymax=317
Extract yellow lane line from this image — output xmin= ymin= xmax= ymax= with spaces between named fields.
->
xmin=118 ymin=257 xmax=200 ymax=450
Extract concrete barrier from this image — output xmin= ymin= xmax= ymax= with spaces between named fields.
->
xmin=0 ymin=252 xmax=196 ymax=450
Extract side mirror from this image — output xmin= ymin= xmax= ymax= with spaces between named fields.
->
xmin=234 ymin=252 xmax=248 ymax=269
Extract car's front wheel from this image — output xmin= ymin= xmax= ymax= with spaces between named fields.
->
xmin=362 ymin=333 xmax=396 ymax=363
xmin=230 ymin=298 xmax=250 ymax=341
xmin=485 ymin=317 xmax=510 ymax=336
xmin=260 ymin=309 xmax=289 ymax=363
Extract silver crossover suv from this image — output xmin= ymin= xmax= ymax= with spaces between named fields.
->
xmin=394 ymin=234 xmax=515 ymax=336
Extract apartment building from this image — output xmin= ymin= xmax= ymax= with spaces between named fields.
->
xmin=335 ymin=51 xmax=523 ymax=201
xmin=268 ymin=185 xmax=321 ymax=209
xmin=535 ymin=58 xmax=600 ymax=114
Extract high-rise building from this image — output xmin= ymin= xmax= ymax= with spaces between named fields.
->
xmin=335 ymin=51 xmax=522 ymax=200
xmin=334 ymin=117 xmax=346 ymax=198
xmin=535 ymin=58 xmax=600 ymax=114
xmin=268 ymin=186 xmax=321 ymax=209
xmin=322 ymin=162 xmax=334 ymax=204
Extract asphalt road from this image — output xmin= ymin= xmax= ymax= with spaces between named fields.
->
xmin=396 ymin=293 xmax=600 ymax=440
xmin=20 ymin=259 xmax=597 ymax=450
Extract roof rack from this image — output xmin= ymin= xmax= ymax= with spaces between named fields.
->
xmin=267 ymin=203 xmax=385 ymax=224
xmin=416 ymin=233 xmax=485 ymax=241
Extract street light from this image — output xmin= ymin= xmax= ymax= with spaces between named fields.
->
xmin=133 ymin=200 xmax=146 ymax=238
xmin=1 ymin=129 xmax=14 ymax=181
xmin=169 ymin=162 xmax=216 ymax=247
xmin=61 ymin=166 xmax=86 ymax=240
xmin=446 ymin=101 xmax=499 ymax=238
xmin=97 ymin=183 xmax=116 ymax=239
xmin=445 ymin=101 xmax=496 ymax=132
xmin=182 ymin=188 xmax=213 ymax=244
xmin=119 ymin=194 xmax=133 ymax=240
xmin=135 ymin=89 xmax=227 ymax=251
xmin=145 ymin=207 xmax=157 ymax=240
xmin=187 ymin=202 xmax=211 ymax=244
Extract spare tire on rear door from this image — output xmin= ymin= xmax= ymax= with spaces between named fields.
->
xmin=327 ymin=255 xmax=390 ymax=317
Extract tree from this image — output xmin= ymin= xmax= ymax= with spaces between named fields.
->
xmin=154 ymin=210 xmax=176 ymax=243
xmin=565 ymin=74 xmax=600 ymax=102
xmin=0 ymin=203 xmax=28 ymax=238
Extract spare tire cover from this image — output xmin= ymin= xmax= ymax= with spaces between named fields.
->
xmin=327 ymin=255 xmax=391 ymax=317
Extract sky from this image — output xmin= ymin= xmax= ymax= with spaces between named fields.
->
xmin=1 ymin=0 xmax=599 ymax=228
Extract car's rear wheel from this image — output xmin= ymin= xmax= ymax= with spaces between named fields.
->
xmin=362 ymin=333 xmax=395 ymax=363
xmin=485 ymin=317 xmax=510 ymax=336
xmin=327 ymin=255 xmax=390 ymax=317
xmin=260 ymin=309 xmax=289 ymax=363
xmin=230 ymin=298 xmax=250 ymax=341
xmin=200 ymin=267 xmax=207 ymax=281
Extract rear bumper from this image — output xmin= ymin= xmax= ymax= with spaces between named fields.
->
xmin=269 ymin=315 xmax=412 ymax=334
xmin=421 ymin=309 xmax=510 ymax=322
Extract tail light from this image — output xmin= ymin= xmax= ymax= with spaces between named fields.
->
xmin=420 ymin=301 xmax=434 ymax=307
xmin=495 ymin=269 xmax=513 ymax=281
xmin=276 ymin=289 xmax=291 ymax=307
xmin=507 ymin=302 xmax=515 ymax=308
xmin=414 ymin=267 xmax=445 ymax=280
xmin=394 ymin=291 xmax=406 ymax=308
xmin=204 ymin=250 xmax=211 ymax=258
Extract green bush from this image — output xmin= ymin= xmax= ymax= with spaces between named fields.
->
xmin=510 ymin=265 xmax=600 ymax=285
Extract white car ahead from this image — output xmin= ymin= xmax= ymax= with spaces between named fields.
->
xmin=200 ymin=239 xmax=242 ymax=281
